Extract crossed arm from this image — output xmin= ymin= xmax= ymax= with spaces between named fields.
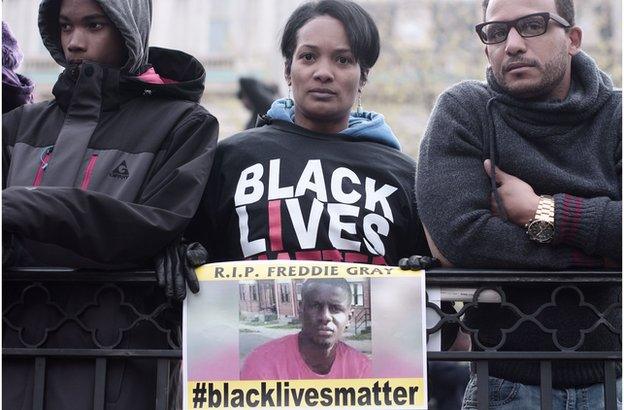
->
xmin=417 ymin=91 xmax=621 ymax=269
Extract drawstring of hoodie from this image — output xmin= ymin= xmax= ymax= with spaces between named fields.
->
xmin=485 ymin=97 xmax=509 ymax=221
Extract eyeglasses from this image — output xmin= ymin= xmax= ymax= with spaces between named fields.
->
xmin=475 ymin=12 xmax=571 ymax=45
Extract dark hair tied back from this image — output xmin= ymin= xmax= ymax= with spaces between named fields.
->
xmin=281 ymin=0 xmax=380 ymax=82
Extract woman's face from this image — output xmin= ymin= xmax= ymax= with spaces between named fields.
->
xmin=287 ymin=15 xmax=364 ymax=133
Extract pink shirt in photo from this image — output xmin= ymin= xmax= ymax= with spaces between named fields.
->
xmin=240 ymin=333 xmax=371 ymax=380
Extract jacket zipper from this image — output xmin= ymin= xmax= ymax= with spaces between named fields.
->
xmin=32 ymin=146 xmax=54 ymax=187
xmin=81 ymin=154 xmax=99 ymax=190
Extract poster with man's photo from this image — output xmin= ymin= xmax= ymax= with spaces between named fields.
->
xmin=183 ymin=260 xmax=427 ymax=409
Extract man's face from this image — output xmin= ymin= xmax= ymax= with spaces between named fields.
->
xmin=484 ymin=0 xmax=577 ymax=100
xmin=59 ymin=0 xmax=125 ymax=67
xmin=300 ymin=283 xmax=351 ymax=349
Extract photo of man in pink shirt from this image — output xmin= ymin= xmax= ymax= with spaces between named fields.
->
xmin=240 ymin=279 xmax=371 ymax=380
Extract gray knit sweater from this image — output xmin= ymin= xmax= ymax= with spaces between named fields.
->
xmin=418 ymin=51 xmax=621 ymax=269
xmin=417 ymin=51 xmax=621 ymax=387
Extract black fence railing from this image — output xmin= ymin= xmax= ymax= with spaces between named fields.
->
xmin=426 ymin=268 xmax=622 ymax=410
xmin=3 ymin=268 xmax=621 ymax=410
xmin=3 ymin=268 xmax=182 ymax=410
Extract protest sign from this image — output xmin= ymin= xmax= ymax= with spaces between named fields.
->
xmin=184 ymin=260 xmax=427 ymax=409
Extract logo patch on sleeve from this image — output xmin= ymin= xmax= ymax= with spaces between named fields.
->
xmin=109 ymin=160 xmax=130 ymax=179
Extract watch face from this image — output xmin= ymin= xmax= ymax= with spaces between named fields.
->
xmin=528 ymin=221 xmax=555 ymax=243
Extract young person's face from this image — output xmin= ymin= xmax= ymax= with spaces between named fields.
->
xmin=286 ymin=15 xmax=364 ymax=133
xmin=300 ymin=283 xmax=352 ymax=349
xmin=59 ymin=0 xmax=125 ymax=67
xmin=484 ymin=0 xmax=580 ymax=100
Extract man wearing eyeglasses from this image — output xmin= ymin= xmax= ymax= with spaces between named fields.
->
xmin=416 ymin=0 xmax=621 ymax=408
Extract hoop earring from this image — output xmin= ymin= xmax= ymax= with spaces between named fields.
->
xmin=284 ymin=85 xmax=294 ymax=108
xmin=356 ymin=90 xmax=364 ymax=116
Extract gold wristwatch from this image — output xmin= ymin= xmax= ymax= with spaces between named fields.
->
xmin=525 ymin=195 xmax=555 ymax=243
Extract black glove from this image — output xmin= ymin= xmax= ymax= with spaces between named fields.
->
xmin=154 ymin=241 xmax=208 ymax=300
xmin=398 ymin=255 xmax=440 ymax=270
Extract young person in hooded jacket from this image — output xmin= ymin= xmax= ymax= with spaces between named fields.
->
xmin=2 ymin=0 xmax=217 ymax=408
xmin=2 ymin=0 xmax=217 ymax=274
xmin=187 ymin=0 xmax=431 ymax=271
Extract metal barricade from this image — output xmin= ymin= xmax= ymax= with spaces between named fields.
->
xmin=3 ymin=268 xmax=181 ymax=410
xmin=3 ymin=268 xmax=621 ymax=410
xmin=426 ymin=269 xmax=622 ymax=410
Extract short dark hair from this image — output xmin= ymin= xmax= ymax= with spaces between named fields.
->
xmin=482 ymin=0 xmax=575 ymax=26
xmin=280 ymin=0 xmax=380 ymax=81
xmin=301 ymin=278 xmax=353 ymax=306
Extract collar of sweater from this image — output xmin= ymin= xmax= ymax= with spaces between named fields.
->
xmin=266 ymin=98 xmax=401 ymax=150
xmin=486 ymin=51 xmax=615 ymax=135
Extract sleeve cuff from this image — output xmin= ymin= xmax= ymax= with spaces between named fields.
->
xmin=553 ymin=193 xmax=603 ymax=254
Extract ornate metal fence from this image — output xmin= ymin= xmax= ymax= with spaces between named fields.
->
xmin=3 ymin=268 xmax=621 ymax=410
xmin=426 ymin=269 xmax=622 ymax=410
xmin=3 ymin=268 xmax=181 ymax=410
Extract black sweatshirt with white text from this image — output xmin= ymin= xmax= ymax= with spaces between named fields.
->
xmin=190 ymin=119 xmax=429 ymax=265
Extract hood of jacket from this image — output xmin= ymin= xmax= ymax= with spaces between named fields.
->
xmin=125 ymin=46 xmax=206 ymax=102
xmin=52 ymin=46 xmax=206 ymax=112
xmin=266 ymin=98 xmax=401 ymax=150
xmin=3 ymin=22 xmax=34 ymax=112
xmin=3 ymin=21 xmax=34 ymax=94
xmin=39 ymin=0 xmax=152 ymax=75
xmin=3 ymin=21 xmax=24 ymax=71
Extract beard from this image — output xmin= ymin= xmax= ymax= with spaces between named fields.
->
xmin=495 ymin=47 xmax=569 ymax=100
xmin=310 ymin=334 xmax=336 ymax=349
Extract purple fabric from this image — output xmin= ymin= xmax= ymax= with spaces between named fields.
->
xmin=3 ymin=21 xmax=23 ymax=70
xmin=3 ymin=21 xmax=34 ymax=112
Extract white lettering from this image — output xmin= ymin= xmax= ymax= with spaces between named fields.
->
xmin=331 ymin=167 xmax=362 ymax=204
xmin=363 ymin=213 xmax=389 ymax=255
xmin=364 ymin=178 xmax=398 ymax=222
xmin=327 ymin=203 xmax=360 ymax=251
xmin=268 ymin=159 xmax=294 ymax=200
xmin=234 ymin=163 xmax=264 ymax=206
xmin=236 ymin=206 xmax=266 ymax=257
xmin=295 ymin=160 xmax=327 ymax=202
xmin=286 ymin=198 xmax=324 ymax=249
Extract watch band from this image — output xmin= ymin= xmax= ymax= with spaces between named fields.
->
xmin=525 ymin=195 xmax=555 ymax=243
xmin=533 ymin=195 xmax=555 ymax=224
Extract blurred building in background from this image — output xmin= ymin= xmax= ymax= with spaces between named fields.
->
xmin=3 ymin=0 xmax=621 ymax=154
